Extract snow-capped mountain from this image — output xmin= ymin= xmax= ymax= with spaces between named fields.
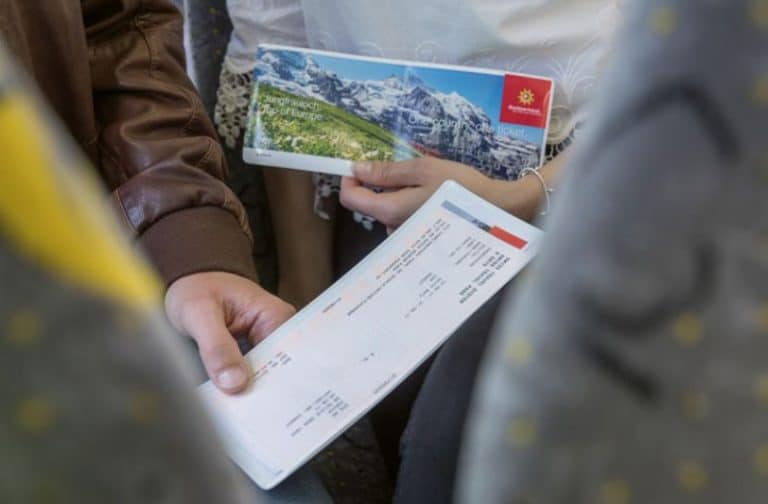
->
xmin=255 ymin=49 xmax=541 ymax=178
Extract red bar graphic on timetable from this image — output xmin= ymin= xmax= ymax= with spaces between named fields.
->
xmin=489 ymin=226 xmax=527 ymax=249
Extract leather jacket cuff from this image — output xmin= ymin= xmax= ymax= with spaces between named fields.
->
xmin=139 ymin=206 xmax=259 ymax=287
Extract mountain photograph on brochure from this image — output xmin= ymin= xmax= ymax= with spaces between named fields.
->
xmin=247 ymin=47 xmax=548 ymax=179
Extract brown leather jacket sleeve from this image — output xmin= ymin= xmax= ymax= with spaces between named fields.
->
xmin=83 ymin=0 xmax=258 ymax=286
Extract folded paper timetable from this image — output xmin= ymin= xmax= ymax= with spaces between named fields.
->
xmin=199 ymin=181 xmax=542 ymax=489
xmin=243 ymin=44 xmax=554 ymax=179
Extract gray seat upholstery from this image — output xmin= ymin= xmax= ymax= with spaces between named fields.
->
xmin=0 ymin=45 xmax=252 ymax=504
xmin=458 ymin=1 xmax=768 ymax=502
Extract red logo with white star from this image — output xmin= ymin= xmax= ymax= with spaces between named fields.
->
xmin=499 ymin=75 xmax=552 ymax=128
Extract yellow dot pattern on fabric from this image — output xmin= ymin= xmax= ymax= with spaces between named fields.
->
xmin=761 ymin=235 xmax=768 ymax=259
xmin=650 ymin=6 xmax=677 ymax=35
xmin=130 ymin=391 xmax=160 ymax=425
xmin=754 ymin=445 xmax=768 ymax=474
xmin=506 ymin=417 xmax=537 ymax=447
xmin=0 ymin=90 xmax=160 ymax=310
xmin=753 ymin=374 xmax=768 ymax=404
xmin=673 ymin=313 xmax=703 ymax=346
xmin=759 ymin=155 xmax=768 ymax=182
xmin=505 ymin=338 xmax=532 ymax=366
xmin=755 ymin=303 xmax=768 ymax=332
xmin=32 ymin=480 xmax=67 ymax=504
xmin=15 ymin=397 xmax=56 ymax=434
xmin=600 ymin=480 xmax=631 ymax=504
xmin=681 ymin=392 xmax=711 ymax=420
xmin=677 ymin=462 xmax=708 ymax=492
xmin=750 ymin=0 xmax=768 ymax=28
xmin=753 ymin=75 xmax=768 ymax=106
xmin=6 ymin=309 xmax=42 ymax=346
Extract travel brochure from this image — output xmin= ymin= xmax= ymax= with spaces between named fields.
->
xmin=243 ymin=44 xmax=554 ymax=179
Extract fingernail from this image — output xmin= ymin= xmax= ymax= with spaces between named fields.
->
xmin=216 ymin=366 xmax=247 ymax=389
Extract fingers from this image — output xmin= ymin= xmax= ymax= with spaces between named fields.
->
xmin=351 ymin=159 xmax=424 ymax=187
xmin=339 ymin=177 xmax=422 ymax=228
xmin=164 ymin=272 xmax=298 ymax=395
xmin=245 ymin=296 xmax=296 ymax=346
xmin=181 ymin=300 xmax=251 ymax=394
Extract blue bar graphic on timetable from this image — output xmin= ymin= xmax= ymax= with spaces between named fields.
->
xmin=441 ymin=201 xmax=491 ymax=232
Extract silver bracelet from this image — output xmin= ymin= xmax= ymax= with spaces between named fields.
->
xmin=518 ymin=167 xmax=554 ymax=216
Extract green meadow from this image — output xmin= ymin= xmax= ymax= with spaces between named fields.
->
xmin=252 ymin=84 xmax=419 ymax=161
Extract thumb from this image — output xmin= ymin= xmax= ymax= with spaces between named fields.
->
xmin=245 ymin=297 xmax=296 ymax=346
xmin=182 ymin=301 xmax=250 ymax=394
xmin=352 ymin=160 xmax=421 ymax=188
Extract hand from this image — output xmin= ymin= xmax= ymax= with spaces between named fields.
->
xmin=340 ymin=157 xmax=496 ymax=232
xmin=165 ymin=272 xmax=296 ymax=394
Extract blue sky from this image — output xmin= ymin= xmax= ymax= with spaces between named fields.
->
xmin=315 ymin=53 xmax=404 ymax=83
xmin=308 ymin=52 xmax=545 ymax=146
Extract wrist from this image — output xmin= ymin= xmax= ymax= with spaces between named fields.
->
xmin=483 ymin=177 xmax=541 ymax=222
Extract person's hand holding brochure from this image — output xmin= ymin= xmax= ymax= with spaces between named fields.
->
xmin=341 ymin=157 xmax=505 ymax=232
xmin=199 ymin=181 xmax=542 ymax=489
xmin=244 ymin=45 xmax=554 ymax=180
